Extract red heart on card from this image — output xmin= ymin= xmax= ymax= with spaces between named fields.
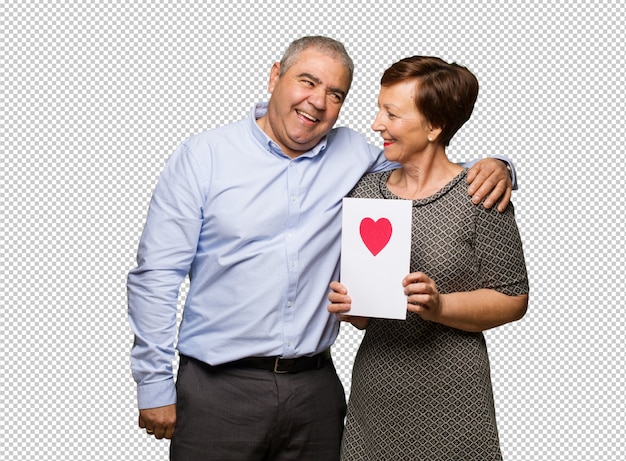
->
xmin=359 ymin=217 xmax=392 ymax=256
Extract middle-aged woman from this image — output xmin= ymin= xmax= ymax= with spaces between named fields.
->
xmin=328 ymin=56 xmax=529 ymax=460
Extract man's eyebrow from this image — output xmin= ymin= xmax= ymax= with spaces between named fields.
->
xmin=297 ymin=72 xmax=347 ymax=99
xmin=297 ymin=72 xmax=322 ymax=84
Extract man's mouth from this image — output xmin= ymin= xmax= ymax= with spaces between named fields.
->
xmin=296 ymin=109 xmax=319 ymax=123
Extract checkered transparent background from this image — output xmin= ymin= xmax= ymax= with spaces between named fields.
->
xmin=1 ymin=1 xmax=624 ymax=459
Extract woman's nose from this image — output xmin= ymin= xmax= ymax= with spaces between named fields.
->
xmin=371 ymin=112 xmax=383 ymax=131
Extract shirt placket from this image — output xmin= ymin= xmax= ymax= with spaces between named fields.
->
xmin=282 ymin=159 xmax=301 ymax=357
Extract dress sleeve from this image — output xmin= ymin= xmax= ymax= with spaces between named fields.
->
xmin=474 ymin=202 xmax=529 ymax=296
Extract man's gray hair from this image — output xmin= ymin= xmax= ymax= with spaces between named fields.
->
xmin=279 ymin=36 xmax=354 ymax=91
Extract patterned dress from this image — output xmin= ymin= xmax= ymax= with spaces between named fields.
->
xmin=341 ymin=169 xmax=529 ymax=461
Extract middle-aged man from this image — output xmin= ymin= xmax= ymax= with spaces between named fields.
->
xmin=128 ymin=35 xmax=515 ymax=461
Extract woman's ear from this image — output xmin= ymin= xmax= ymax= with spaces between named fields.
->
xmin=428 ymin=125 xmax=443 ymax=143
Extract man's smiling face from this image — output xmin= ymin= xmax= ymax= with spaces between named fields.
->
xmin=260 ymin=48 xmax=351 ymax=158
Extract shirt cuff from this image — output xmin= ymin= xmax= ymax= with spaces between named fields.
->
xmin=490 ymin=154 xmax=518 ymax=190
xmin=136 ymin=377 xmax=176 ymax=410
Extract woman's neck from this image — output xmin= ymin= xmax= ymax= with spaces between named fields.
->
xmin=387 ymin=151 xmax=463 ymax=200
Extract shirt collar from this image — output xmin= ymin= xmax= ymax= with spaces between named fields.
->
xmin=249 ymin=102 xmax=328 ymax=159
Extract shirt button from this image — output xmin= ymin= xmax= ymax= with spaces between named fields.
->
xmin=287 ymin=301 xmax=293 ymax=308
xmin=290 ymin=195 xmax=297 ymax=201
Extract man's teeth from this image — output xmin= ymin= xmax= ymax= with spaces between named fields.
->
xmin=296 ymin=110 xmax=317 ymax=122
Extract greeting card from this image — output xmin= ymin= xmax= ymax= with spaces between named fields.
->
xmin=340 ymin=197 xmax=412 ymax=320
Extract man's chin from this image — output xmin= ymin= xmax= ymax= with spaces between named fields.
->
xmin=286 ymin=135 xmax=325 ymax=152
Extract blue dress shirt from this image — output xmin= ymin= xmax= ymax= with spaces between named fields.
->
xmin=127 ymin=103 xmax=393 ymax=409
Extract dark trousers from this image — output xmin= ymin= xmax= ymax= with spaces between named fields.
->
xmin=170 ymin=355 xmax=347 ymax=461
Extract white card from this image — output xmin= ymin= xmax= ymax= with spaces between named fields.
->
xmin=340 ymin=197 xmax=412 ymax=320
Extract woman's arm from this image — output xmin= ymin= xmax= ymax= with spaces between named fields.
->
xmin=403 ymin=272 xmax=528 ymax=332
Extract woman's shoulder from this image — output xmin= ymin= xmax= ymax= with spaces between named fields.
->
xmin=348 ymin=170 xmax=395 ymax=198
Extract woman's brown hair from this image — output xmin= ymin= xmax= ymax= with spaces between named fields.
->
xmin=381 ymin=56 xmax=479 ymax=146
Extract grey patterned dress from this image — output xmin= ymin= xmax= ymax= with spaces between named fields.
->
xmin=341 ymin=169 xmax=529 ymax=461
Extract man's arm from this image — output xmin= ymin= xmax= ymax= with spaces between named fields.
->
xmin=127 ymin=142 xmax=205 ymax=438
xmin=369 ymin=139 xmax=517 ymax=213
xmin=463 ymin=156 xmax=516 ymax=212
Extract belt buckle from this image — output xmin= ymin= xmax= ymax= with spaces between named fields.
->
xmin=273 ymin=357 xmax=289 ymax=373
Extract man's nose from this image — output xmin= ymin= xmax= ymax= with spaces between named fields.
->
xmin=307 ymin=89 xmax=327 ymax=110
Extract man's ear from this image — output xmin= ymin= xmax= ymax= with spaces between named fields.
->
xmin=267 ymin=62 xmax=281 ymax=93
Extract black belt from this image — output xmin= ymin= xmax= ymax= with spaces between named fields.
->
xmin=216 ymin=349 xmax=331 ymax=374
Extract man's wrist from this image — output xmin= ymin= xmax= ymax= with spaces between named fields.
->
xmin=491 ymin=155 xmax=518 ymax=190
xmin=501 ymin=159 xmax=512 ymax=175
xmin=137 ymin=378 xmax=176 ymax=410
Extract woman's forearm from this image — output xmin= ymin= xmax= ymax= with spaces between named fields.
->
xmin=436 ymin=289 xmax=528 ymax=332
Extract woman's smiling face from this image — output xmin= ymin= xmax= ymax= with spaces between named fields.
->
xmin=371 ymin=79 xmax=435 ymax=164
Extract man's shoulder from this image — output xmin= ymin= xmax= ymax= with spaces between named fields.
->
xmin=181 ymin=118 xmax=250 ymax=151
xmin=327 ymin=125 xmax=366 ymax=141
xmin=325 ymin=126 xmax=374 ymax=156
